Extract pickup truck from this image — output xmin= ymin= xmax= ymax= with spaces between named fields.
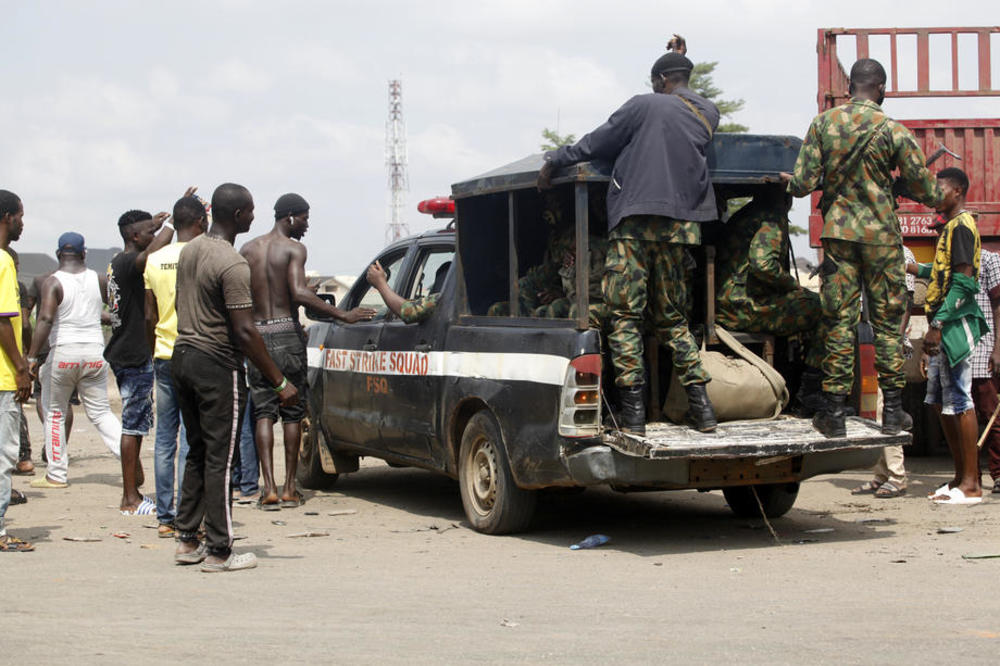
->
xmin=299 ymin=133 xmax=908 ymax=534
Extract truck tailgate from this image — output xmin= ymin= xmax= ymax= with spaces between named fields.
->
xmin=603 ymin=416 xmax=908 ymax=459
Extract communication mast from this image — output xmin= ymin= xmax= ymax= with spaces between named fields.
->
xmin=385 ymin=79 xmax=409 ymax=242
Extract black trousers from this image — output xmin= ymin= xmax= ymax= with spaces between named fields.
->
xmin=172 ymin=345 xmax=246 ymax=558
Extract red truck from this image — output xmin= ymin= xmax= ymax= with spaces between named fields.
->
xmin=812 ymin=27 xmax=1000 ymax=451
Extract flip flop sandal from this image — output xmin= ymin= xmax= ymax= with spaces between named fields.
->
xmin=874 ymin=481 xmax=906 ymax=498
xmin=157 ymin=524 xmax=176 ymax=539
xmin=256 ymin=497 xmax=281 ymax=512
xmin=280 ymin=491 xmax=304 ymax=509
xmin=9 ymin=489 xmax=27 ymax=505
xmin=851 ymin=480 xmax=883 ymax=495
xmin=200 ymin=551 xmax=258 ymax=573
xmin=934 ymin=487 xmax=983 ymax=505
xmin=0 ymin=535 xmax=35 ymax=552
xmin=121 ymin=496 xmax=156 ymax=516
xmin=175 ymin=542 xmax=208 ymax=565
xmin=928 ymin=483 xmax=952 ymax=499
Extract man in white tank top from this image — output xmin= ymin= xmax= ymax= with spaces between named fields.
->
xmin=27 ymin=233 xmax=126 ymax=495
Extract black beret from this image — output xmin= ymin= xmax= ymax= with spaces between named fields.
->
xmin=651 ymin=52 xmax=694 ymax=77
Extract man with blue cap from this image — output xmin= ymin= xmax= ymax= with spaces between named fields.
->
xmin=27 ymin=232 xmax=124 ymax=492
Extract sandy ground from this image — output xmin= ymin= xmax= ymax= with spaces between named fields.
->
xmin=4 ymin=407 xmax=1000 ymax=665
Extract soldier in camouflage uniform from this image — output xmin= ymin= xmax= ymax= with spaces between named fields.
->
xmin=539 ymin=46 xmax=720 ymax=434
xmin=535 ymin=233 xmax=609 ymax=330
xmin=367 ymin=260 xmax=449 ymax=324
xmin=715 ymin=186 xmax=826 ymax=414
xmin=783 ymin=58 xmax=940 ymax=438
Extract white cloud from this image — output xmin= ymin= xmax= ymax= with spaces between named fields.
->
xmin=209 ymin=58 xmax=273 ymax=94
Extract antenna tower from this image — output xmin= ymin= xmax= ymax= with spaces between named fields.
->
xmin=386 ymin=79 xmax=409 ymax=242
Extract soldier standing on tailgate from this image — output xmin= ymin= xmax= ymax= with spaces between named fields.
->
xmin=538 ymin=35 xmax=720 ymax=434
xmin=781 ymin=58 xmax=940 ymax=438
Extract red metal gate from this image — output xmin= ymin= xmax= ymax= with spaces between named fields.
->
xmin=811 ymin=27 xmax=1000 ymax=254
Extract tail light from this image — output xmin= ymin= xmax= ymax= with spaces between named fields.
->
xmin=558 ymin=354 xmax=601 ymax=437
xmin=857 ymin=342 xmax=878 ymax=420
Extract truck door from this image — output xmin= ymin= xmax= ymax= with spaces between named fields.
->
xmin=375 ymin=244 xmax=455 ymax=461
xmin=323 ymin=248 xmax=409 ymax=448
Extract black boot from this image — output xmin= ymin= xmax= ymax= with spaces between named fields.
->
xmin=793 ymin=367 xmax=825 ymax=418
xmin=685 ymin=382 xmax=718 ymax=433
xmin=618 ymin=385 xmax=646 ymax=436
xmin=812 ymin=392 xmax=847 ymax=438
xmin=881 ymin=387 xmax=913 ymax=435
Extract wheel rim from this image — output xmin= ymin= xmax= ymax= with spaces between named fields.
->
xmin=466 ymin=434 xmax=498 ymax=517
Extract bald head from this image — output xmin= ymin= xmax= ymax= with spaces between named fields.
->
xmin=211 ymin=183 xmax=252 ymax=223
xmin=849 ymin=58 xmax=887 ymax=101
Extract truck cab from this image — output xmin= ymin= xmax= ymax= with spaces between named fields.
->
xmin=300 ymin=134 xmax=908 ymax=534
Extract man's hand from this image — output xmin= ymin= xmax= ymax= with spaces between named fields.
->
xmin=920 ymin=353 xmax=930 ymax=380
xmin=537 ymin=288 xmax=560 ymax=305
xmin=343 ymin=307 xmax=377 ymax=324
xmin=667 ymin=33 xmax=687 ymax=55
xmin=277 ymin=382 xmax=299 ymax=408
xmin=183 ymin=186 xmax=198 ymax=198
xmin=779 ymin=172 xmax=793 ymax=184
xmin=923 ymin=327 xmax=942 ymax=357
xmin=15 ymin=366 xmax=30 ymax=402
xmin=152 ymin=211 xmax=171 ymax=228
xmin=537 ymin=160 xmax=554 ymax=192
xmin=367 ymin=261 xmax=388 ymax=288
xmin=28 ymin=358 xmax=39 ymax=380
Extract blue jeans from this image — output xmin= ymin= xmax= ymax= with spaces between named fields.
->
xmin=230 ymin=398 xmax=259 ymax=496
xmin=112 ymin=360 xmax=154 ymax=436
xmin=925 ymin=354 xmax=974 ymax=416
xmin=153 ymin=358 xmax=188 ymax=525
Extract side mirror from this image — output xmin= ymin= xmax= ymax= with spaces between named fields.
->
xmin=305 ymin=293 xmax=337 ymax=322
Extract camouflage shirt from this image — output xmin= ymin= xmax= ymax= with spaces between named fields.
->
xmin=399 ymin=292 xmax=440 ymax=324
xmin=787 ymin=98 xmax=940 ymax=246
xmin=717 ymin=201 xmax=797 ymax=301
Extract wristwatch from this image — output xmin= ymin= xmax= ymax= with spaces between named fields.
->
xmin=929 ymin=319 xmax=943 ymax=330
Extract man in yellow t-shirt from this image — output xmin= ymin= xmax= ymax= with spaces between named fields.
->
xmin=143 ymin=194 xmax=207 ymax=536
xmin=0 ymin=189 xmax=32 ymax=552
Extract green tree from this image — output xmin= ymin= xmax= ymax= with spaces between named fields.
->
xmin=689 ymin=61 xmax=747 ymax=133
xmin=540 ymin=127 xmax=576 ymax=151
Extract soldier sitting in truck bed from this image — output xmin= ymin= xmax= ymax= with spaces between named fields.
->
xmin=715 ymin=184 xmax=825 ymax=414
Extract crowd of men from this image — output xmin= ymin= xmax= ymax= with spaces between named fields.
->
xmin=1 ymin=39 xmax=996 ymax=561
xmin=0 ymin=185 xmax=372 ymax=567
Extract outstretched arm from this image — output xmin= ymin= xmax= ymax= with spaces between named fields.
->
xmin=366 ymin=260 xmax=407 ymax=318
xmin=287 ymin=244 xmax=374 ymax=323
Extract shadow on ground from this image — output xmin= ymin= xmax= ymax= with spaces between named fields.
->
xmin=314 ymin=463 xmax=894 ymax=556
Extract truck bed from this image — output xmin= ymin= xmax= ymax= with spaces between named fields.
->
xmin=603 ymin=416 xmax=908 ymax=460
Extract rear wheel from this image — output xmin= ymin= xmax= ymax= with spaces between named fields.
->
xmin=296 ymin=417 xmax=340 ymax=490
xmin=458 ymin=411 xmax=536 ymax=534
xmin=723 ymin=482 xmax=799 ymax=519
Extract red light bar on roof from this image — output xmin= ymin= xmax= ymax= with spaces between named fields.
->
xmin=417 ymin=196 xmax=455 ymax=217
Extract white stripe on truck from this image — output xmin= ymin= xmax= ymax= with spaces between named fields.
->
xmin=309 ymin=348 xmax=570 ymax=386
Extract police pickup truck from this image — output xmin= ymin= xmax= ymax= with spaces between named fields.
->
xmin=300 ymin=134 xmax=907 ymax=534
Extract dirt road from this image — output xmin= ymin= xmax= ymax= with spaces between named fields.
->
xmin=4 ymin=415 xmax=1000 ymax=664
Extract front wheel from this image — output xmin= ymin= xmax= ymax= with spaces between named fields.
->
xmin=458 ymin=411 xmax=536 ymax=534
xmin=296 ymin=417 xmax=340 ymax=490
xmin=723 ymin=483 xmax=799 ymax=519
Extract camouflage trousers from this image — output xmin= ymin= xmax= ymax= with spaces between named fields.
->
xmin=820 ymin=239 xmax=906 ymax=394
xmin=535 ymin=298 xmax=609 ymax=331
xmin=715 ymin=287 xmax=825 ymax=368
xmin=604 ymin=239 xmax=709 ymax=387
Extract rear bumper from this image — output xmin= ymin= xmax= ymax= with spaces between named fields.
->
xmin=562 ymin=443 xmax=884 ymax=489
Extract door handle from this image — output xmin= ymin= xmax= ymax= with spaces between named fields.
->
xmin=363 ymin=342 xmax=377 ymax=352
xmin=415 ymin=343 xmax=431 ymax=353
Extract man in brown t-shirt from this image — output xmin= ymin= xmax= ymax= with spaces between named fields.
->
xmin=172 ymin=182 xmax=297 ymax=573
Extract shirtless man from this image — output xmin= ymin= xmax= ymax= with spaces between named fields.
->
xmin=240 ymin=193 xmax=374 ymax=509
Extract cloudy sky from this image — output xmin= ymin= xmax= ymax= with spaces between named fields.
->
xmin=2 ymin=1 xmax=998 ymax=274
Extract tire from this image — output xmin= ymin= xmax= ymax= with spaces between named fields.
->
xmin=458 ymin=411 xmax=536 ymax=534
xmin=296 ymin=417 xmax=340 ymax=490
xmin=723 ymin=482 xmax=799 ymax=519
